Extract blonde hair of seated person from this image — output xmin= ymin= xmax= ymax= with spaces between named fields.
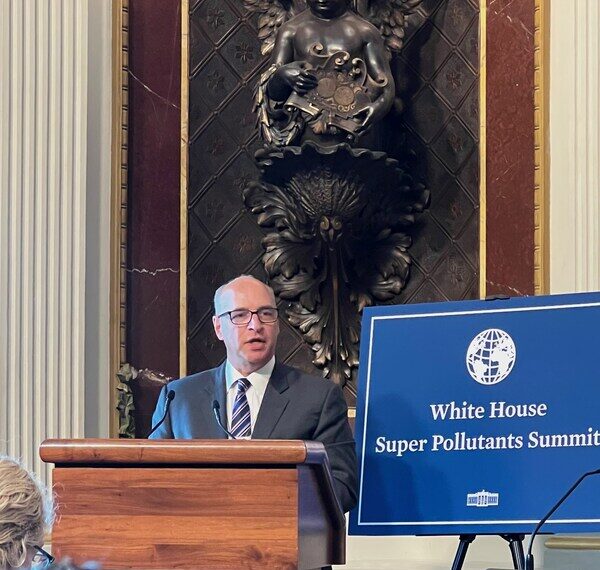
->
xmin=0 ymin=457 xmax=53 ymax=569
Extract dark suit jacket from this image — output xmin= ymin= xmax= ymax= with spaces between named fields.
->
xmin=149 ymin=361 xmax=358 ymax=513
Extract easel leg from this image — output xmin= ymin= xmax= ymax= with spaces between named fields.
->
xmin=501 ymin=534 xmax=526 ymax=570
xmin=451 ymin=534 xmax=476 ymax=570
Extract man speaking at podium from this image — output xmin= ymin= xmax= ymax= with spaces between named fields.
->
xmin=150 ymin=275 xmax=358 ymax=513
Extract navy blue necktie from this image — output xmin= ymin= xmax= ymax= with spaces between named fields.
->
xmin=231 ymin=377 xmax=251 ymax=438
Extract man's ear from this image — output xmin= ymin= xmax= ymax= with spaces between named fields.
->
xmin=213 ymin=315 xmax=224 ymax=340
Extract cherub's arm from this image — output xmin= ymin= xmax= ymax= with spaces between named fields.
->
xmin=267 ymin=25 xmax=318 ymax=102
xmin=355 ymin=29 xmax=395 ymax=130
xmin=271 ymin=23 xmax=295 ymax=67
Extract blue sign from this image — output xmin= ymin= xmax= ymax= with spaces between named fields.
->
xmin=350 ymin=292 xmax=600 ymax=536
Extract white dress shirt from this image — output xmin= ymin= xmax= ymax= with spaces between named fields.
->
xmin=225 ymin=356 xmax=275 ymax=438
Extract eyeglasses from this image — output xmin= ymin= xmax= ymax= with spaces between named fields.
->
xmin=218 ymin=307 xmax=279 ymax=325
xmin=32 ymin=545 xmax=55 ymax=568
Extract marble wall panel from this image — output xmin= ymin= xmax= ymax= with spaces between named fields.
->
xmin=485 ymin=0 xmax=535 ymax=296
xmin=127 ymin=0 xmax=181 ymax=376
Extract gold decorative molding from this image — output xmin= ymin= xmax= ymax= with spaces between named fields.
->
xmin=533 ymin=0 xmax=549 ymax=294
xmin=110 ymin=0 xmax=129 ymax=437
xmin=545 ymin=537 xmax=600 ymax=550
xmin=479 ymin=0 xmax=487 ymax=299
xmin=180 ymin=0 xmax=190 ymax=378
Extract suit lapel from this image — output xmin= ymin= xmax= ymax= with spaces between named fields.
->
xmin=252 ymin=362 xmax=290 ymax=439
xmin=208 ymin=361 xmax=228 ymax=439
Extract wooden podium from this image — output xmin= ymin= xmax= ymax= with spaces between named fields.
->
xmin=40 ymin=439 xmax=346 ymax=569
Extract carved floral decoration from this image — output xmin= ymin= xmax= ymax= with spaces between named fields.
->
xmin=244 ymin=143 xmax=429 ymax=383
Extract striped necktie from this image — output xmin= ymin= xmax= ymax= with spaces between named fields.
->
xmin=230 ymin=377 xmax=252 ymax=438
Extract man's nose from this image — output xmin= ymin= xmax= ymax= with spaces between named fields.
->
xmin=247 ymin=312 xmax=264 ymax=330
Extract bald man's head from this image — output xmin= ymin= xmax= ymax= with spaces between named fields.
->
xmin=213 ymin=275 xmax=276 ymax=316
xmin=212 ymin=275 xmax=280 ymax=376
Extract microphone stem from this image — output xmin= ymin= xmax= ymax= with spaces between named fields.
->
xmin=148 ymin=391 xmax=175 ymax=437
xmin=213 ymin=402 xmax=236 ymax=439
xmin=526 ymin=468 xmax=600 ymax=568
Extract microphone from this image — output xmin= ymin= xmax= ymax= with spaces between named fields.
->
xmin=212 ymin=400 xmax=236 ymax=439
xmin=147 ymin=390 xmax=175 ymax=437
xmin=525 ymin=467 xmax=600 ymax=570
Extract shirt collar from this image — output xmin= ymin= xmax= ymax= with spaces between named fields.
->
xmin=225 ymin=356 xmax=276 ymax=392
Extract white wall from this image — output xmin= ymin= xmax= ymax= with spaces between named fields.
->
xmin=84 ymin=0 xmax=112 ymax=439
xmin=0 ymin=0 xmax=112 ymax=483
xmin=549 ymin=0 xmax=600 ymax=295
xmin=340 ymin=533 xmax=518 ymax=570
xmin=545 ymin=0 xmax=600 ymax=568
xmin=0 ymin=0 xmax=88 ymax=482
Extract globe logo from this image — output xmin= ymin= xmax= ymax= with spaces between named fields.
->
xmin=466 ymin=329 xmax=516 ymax=385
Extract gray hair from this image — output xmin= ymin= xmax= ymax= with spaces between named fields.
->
xmin=0 ymin=457 xmax=53 ymax=568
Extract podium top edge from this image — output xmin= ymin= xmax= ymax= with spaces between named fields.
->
xmin=40 ymin=438 xmax=323 ymax=466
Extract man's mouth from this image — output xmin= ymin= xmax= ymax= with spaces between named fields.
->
xmin=247 ymin=338 xmax=266 ymax=345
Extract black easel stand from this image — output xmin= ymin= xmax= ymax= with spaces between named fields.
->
xmin=451 ymin=534 xmax=525 ymax=570
xmin=451 ymin=534 xmax=475 ymax=569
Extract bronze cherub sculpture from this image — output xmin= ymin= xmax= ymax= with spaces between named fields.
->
xmin=242 ymin=0 xmax=427 ymax=390
xmin=245 ymin=0 xmax=421 ymax=146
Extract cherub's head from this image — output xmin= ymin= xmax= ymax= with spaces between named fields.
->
xmin=307 ymin=0 xmax=351 ymax=19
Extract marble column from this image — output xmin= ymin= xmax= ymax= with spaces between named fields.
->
xmin=550 ymin=0 xmax=600 ymax=294
xmin=545 ymin=0 xmax=600 ymax=567
xmin=0 ymin=0 xmax=95 ymax=482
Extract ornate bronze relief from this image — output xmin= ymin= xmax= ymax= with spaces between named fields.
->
xmin=186 ymin=0 xmax=480 ymax=397
xmin=242 ymin=0 xmax=428 ymax=385
xmin=245 ymin=143 xmax=427 ymax=381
